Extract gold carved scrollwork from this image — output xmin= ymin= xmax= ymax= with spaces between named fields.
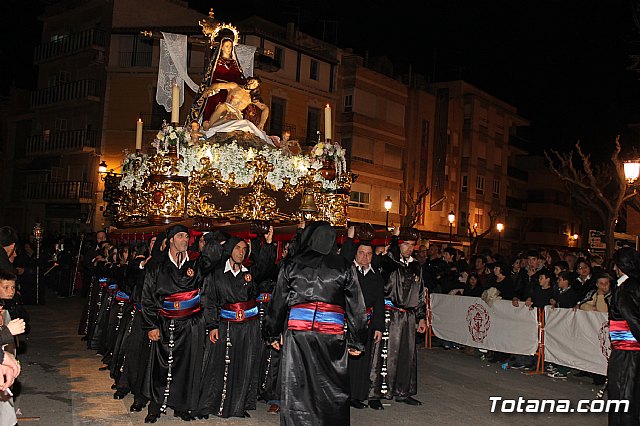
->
xmin=147 ymin=177 xmax=187 ymax=224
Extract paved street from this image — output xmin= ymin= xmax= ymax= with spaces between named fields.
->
xmin=13 ymin=293 xmax=608 ymax=425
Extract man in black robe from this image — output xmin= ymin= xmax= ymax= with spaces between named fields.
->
xmin=608 ymin=247 xmax=640 ymax=425
xmin=198 ymin=228 xmax=276 ymax=418
xmin=369 ymin=226 xmax=426 ymax=406
xmin=340 ymin=226 xmax=385 ymax=409
xmin=141 ymin=225 xmax=210 ymax=423
xmin=263 ymin=221 xmax=368 ymax=425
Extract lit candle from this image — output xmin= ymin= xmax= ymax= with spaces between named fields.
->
xmin=324 ymin=104 xmax=331 ymax=141
xmin=171 ymin=83 xmax=180 ymax=124
xmin=135 ymin=118 xmax=143 ymax=150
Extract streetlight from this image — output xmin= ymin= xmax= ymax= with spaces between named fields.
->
xmin=624 ymin=160 xmax=640 ymax=183
xmin=98 ymin=160 xmax=108 ymax=174
xmin=496 ymin=222 xmax=504 ymax=252
xmin=384 ymin=196 xmax=392 ymax=231
xmin=447 ymin=210 xmax=455 ymax=244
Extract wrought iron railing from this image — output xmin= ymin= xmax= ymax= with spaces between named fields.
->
xmin=26 ymin=181 xmax=94 ymax=201
xmin=34 ymin=28 xmax=107 ymax=63
xmin=31 ymin=79 xmax=102 ymax=108
xmin=26 ymin=129 xmax=99 ymax=156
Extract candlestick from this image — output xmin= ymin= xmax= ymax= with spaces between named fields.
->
xmin=171 ymin=83 xmax=180 ymax=124
xmin=324 ymin=104 xmax=331 ymax=141
xmin=135 ymin=118 xmax=143 ymax=150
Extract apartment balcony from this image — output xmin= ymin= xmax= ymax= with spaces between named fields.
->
xmin=25 ymin=181 xmax=94 ymax=203
xmin=31 ymin=79 xmax=102 ymax=109
xmin=34 ymin=28 xmax=107 ymax=64
xmin=26 ymin=129 xmax=99 ymax=156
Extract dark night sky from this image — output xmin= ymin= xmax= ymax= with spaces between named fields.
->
xmin=5 ymin=0 xmax=640 ymax=159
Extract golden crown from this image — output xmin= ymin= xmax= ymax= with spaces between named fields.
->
xmin=199 ymin=8 xmax=240 ymax=47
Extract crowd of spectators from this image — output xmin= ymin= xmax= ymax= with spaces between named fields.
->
xmin=417 ymin=243 xmax=612 ymax=383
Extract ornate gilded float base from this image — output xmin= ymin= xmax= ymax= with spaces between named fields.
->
xmin=147 ymin=175 xmax=188 ymax=225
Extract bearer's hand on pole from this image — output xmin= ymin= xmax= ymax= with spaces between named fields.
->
xmin=373 ymin=330 xmax=382 ymax=343
xmin=347 ymin=348 xmax=361 ymax=357
xmin=266 ymin=226 xmax=274 ymax=244
xmin=209 ymin=329 xmax=219 ymax=344
xmin=148 ymin=329 xmax=160 ymax=342
xmin=417 ymin=319 xmax=427 ymax=333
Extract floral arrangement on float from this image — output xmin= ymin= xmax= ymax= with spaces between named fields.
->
xmin=310 ymin=140 xmax=347 ymax=181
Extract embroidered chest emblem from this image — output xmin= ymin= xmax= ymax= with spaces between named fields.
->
xmin=186 ymin=268 xmax=194 ymax=277
xmin=244 ymin=273 xmax=252 ymax=282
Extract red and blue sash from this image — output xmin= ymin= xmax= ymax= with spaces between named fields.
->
xmin=610 ymin=320 xmax=640 ymax=350
xmin=160 ymin=289 xmax=201 ymax=318
xmin=115 ymin=289 xmax=130 ymax=302
xmin=256 ymin=293 xmax=271 ymax=303
xmin=288 ymin=301 xmax=345 ymax=335
xmin=384 ymin=298 xmax=408 ymax=312
xmin=220 ymin=300 xmax=259 ymax=322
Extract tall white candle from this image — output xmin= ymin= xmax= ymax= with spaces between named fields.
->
xmin=171 ymin=83 xmax=180 ymax=124
xmin=135 ymin=118 xmax=143 ymax=150
xmin=324 ymin=104 xmax=331 ymax=140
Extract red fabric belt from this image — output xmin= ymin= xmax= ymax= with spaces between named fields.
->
xmin=159 ymin=289 xmax=201 ymax=318
xmin=221 ymin=300 xmax=259 ymax=322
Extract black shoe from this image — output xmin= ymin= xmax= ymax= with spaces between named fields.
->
xmin=243 ymin=411 xmax=251 ymax=418
xmin=396 ymin=396 xmax=422 ymax=406
xmin=350 ymin=399 xmax=367 ymax=409
xmin=130 ymin=403 xmax=144 ymax=412
xmin=369 ymin=400 xmax=384 ymax=410
xmin=144 ymin=413 xmax=159 ymax=423
xmin=113 ymin=390 xmax=127 ymax=400
xmin=174 ymin=411 xmax=193 ymax=421
xmin=111 ymin=384 xmax=117 ymax=390
xmin=196 ymin=415 xmax=209 ymax=420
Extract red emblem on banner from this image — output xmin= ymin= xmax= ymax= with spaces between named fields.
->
xmin=466 ymin=303 xmax=491 ymax=343
xmin=599 ymin=321 xmax=611 ymax=359
xmin=236 ymin=309 xmax=245 ymax=320
xmin=173 ymin=301 xmax=181 ymax=309
xmin=244 ymin=273 xmax=252 ymax=282
xmin=186 ymin=268 xmax=194 ymax=277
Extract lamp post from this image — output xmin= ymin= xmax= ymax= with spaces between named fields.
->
xmin=496 ymin=222 xmax=504 ymax=252
xmin=98 ymin=160 xmax=108 ymax=174
xmin=33 ymin=223 xmax=43 ymax=305
xmin=624 ymin=160 xmax=640 ymax=183
xmin=448 ymin=210 xmax=455 ymax=244
xmin=384 ymin=195 xmax=392 ymax=232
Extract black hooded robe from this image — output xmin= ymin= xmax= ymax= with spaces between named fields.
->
xmin=369 ymin=236 xmax=426 ymax=401
xmin=197 ymin=236 xmax=276 ymax=418
xmin=141 ymin=232 xmax=217 ymax=416
xmin=263 ymin=222 xmax=368 ymax=426
xmin=340 ymin=237 xmax=385 ymax=402
xmin=608 ymin=275 xmax=640 ymax=425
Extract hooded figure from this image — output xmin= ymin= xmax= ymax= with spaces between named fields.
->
xmin=263 ymin=221 xmax=367 ymax=425
xmin=608 ymin=247 xmax=640 ymax=425
xmin=197 ymin=230 xmax=276 ymax=419
xmin=141 ymin=224 xmax=207 ymax=422
xmin=339 ymin=228 xmax=386 ymax=408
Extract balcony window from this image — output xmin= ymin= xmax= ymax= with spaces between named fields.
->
xmin=310 ymin=59 xmax=318 ymax=80
xmin=349 ymin=191 xmax=370 ymax=209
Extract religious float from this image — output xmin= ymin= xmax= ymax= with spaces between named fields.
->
xmin=103 ymin=10 xmax=354 ymax=240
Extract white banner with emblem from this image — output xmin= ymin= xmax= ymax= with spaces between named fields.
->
xmin=544 ymin=306 xmax=609 ymax=376
xmin=430 ymin=294 xmax=539 ymax=355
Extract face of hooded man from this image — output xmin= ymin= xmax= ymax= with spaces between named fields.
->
xmin=171 ymin=232 xmax=189 ymax=253
xmin=231 ymin=240 xmax=248 ymax=264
